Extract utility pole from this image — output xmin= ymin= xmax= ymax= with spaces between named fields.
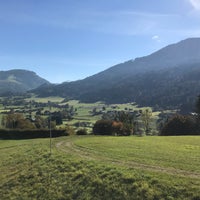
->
xmin=49 ymin=101 xmax=52 ymax=155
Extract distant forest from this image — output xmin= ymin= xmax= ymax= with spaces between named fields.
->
xmin=33 ymin=63 xmax=200 ymax=113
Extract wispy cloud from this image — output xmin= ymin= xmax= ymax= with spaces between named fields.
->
xmin=74 ymin=10 xmax=180 ymax=36
xmin=0 ymin=6 xmax=180 ymax=36
xmin=0 ymin=2 xmax=199 ymax=39
xmin=188 ymin=0 xmax=200 ymax=10
xmin=152 ymin=35 xmax=161 ymax=42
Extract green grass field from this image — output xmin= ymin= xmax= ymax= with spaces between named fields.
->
xmin=0 ymin=136 xmax=199 ymax=200
xmin=25 ymin=96 xmax=65 ymax=103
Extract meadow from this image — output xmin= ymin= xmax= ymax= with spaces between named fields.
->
xmin=0 ymin=96 xmax=162 ymax=133
xmin=0 ymin=135 xmax=200 ymax=200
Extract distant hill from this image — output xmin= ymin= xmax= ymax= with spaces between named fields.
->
xmin=32 ymin=38 xmax=200 ymax=112
xmin=0 ymin=69 xmax=49 ymax=95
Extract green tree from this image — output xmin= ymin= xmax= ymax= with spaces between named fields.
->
xmin=3 ymin=113 xmax=35 ymax=129
xmin=50 ymin=112 xmax=63 ymax=125
xmin=195 ymin=95 xmax=200 ymax=118
xmin=161 ymin=115 xmax=198 ymax=136
xmin=34 ymin=116 xmax=48 ymax=129
xmin=102 ymin=111 xmax=135 ymax=135
xmin=1 ymin=115 xmax=6 ymax=127
xmin=141 ymin=109 xmax=152 ymax=134
xmin=93 ymin=120 xmax=113 ymax=135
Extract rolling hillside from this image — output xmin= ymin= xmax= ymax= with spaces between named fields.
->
xmin=32 ymin=38 xmax=200 ymax=111
xmin=1 ymin=136 xmax=200 ymax=200
xmin=0 ymin=69 xmax=49 ymax=95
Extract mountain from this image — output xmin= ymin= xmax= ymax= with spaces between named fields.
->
xmin=0 ymin=69 xmax=49 ymax=95
xmin=32 ymin=38 xmax=200 ymax=112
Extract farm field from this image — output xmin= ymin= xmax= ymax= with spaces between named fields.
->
xmin=0 ymin=95 xmax=170 ymax=134
xmin=0 ymin=96 xmax=159 ymax=133
xmin=0 ymin=135 xmax=200 ymax=200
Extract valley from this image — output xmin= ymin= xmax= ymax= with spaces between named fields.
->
xmin=1 ymin=38 xmax=200 ymax=199
xmin=2 ymin=0 xmax=200 ymax=198
xmin=0 ymin=95 xmax=165 ymax=136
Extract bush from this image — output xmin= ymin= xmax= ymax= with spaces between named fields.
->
xmin=65 ymin=125 xmax=75 ymax=135
xmin=160 ymin=115 xmax=199 ymax=136
xmin=0 ymin=129 xmax=68 ymax=139
xmin=93 ymin=120 xmax=113 ymax=135
xmin=76 ymin=129 xmax=87 ymax=135
xmin=93 ymin=120 xmax=133 ymax=136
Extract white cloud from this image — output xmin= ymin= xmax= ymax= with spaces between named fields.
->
xmin=152 ymin=35 xmax=161 ymax=42
xmin=188 ymin=0 xmax=200 ymax=10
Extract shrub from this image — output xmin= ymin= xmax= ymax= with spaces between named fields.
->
xmin=93 ymin=120 xmax=113 ymax=135
xmin=93 ymin=120 xmax=133 ymax=136
xmin=76 ymin=129 xmax=87 ymax=135
xmin=0 ymin=129 xmax=68 ymax=139
xmin=160 ymin=115 xmax=199 ymax=136
xmin=112 ymin=121 xmax=123 ymax=135
xmin=65 ymin=125 xmax=75 ymax=135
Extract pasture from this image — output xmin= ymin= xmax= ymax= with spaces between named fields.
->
xmin=0 ymin=96 xmax=163 ymax=134
xmin=0 ymin=135 xmax=200 ymax=199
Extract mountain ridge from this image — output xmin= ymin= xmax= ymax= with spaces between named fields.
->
xmin=0 ymin=69 xmax=49 ymax=95
xmin=32 ymin=38 xmax=200 ymax=112
xmin=11 ymin=38 xmax=200 ymax=112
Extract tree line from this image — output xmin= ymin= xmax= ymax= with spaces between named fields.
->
xmin=1 ymin=95 xmax=200 ymax=137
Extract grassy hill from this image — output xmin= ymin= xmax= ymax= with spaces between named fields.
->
xmin=0 ymin=69 xmax=49 ymax=95
xmin=0 ymin=136 xmax=199 ymax=199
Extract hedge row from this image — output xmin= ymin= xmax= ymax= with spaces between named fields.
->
xmin=0 ymin=129 xmax=68 ymax=139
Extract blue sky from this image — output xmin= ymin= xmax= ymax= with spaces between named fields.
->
xmin=0 ymin=0 xmax=200 ymax=83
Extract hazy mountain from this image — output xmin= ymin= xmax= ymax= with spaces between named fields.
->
xmin=32 ymin=38 xmax=200 ymax=112
xmin=0 ymin=69 xmax=49 ymax=95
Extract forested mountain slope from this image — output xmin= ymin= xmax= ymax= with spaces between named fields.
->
xmin=32 ymin=38 xmax=200 ymax=111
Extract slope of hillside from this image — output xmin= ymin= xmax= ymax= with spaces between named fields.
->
xmin=32 ymin=38 xmax=200 ymax=112
xmin=0 ymin=69 xmax=49 ymax=95
xmin=1 ymin=136 xmax=200 ymax=200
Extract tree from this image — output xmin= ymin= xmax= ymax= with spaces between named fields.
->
xmin=1 ymin=115 xmax=6 ymax=127
xmin=102 ymin=111 xmax=135 ymax=135
xmin=112 ymin=121 xmax=124 ymax=135
xmin=141 ymin=108 xmax=152 ymax=134
xmin=93 ymin=120 xmax=132 ymax=136
xmin=50 ymin=112 xmax=63 ymax=125
xmin=34 ymin=116 xmax=48 ymax=129
xmin=3 ymin=113 xmax=35 ymax=129
xmin=93 ymin=120 xmax=113 ymax=135
xmin=161 ymin=115 xmax=198 ymax=136
xmin=195 ymin=95 xmax=200 ymax=118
